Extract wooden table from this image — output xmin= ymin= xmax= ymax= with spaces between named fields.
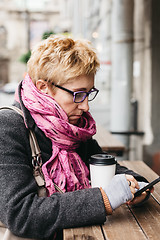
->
xmin=93 ymin=125 xmax=125 ymax=156
xmin=63 ymin=161 xmax=160 ymax=240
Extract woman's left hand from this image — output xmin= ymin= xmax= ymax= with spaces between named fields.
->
xmin=125 ymin=174 xmax=154 ymax=206
xmin=125 ymin=174 xmax=139 ymax=199
xmin=128 ymin=187 xmax=154 ymax=206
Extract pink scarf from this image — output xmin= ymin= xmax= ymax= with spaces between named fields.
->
xmin=19 ymin=74 xmax=96 ymax=196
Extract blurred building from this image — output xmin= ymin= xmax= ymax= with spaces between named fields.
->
xmin=0 ymin=0 xmax=72 ymax=85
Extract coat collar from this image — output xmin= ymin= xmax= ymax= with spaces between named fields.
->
xmin=13 ymin=80 xmax=35 ymax=130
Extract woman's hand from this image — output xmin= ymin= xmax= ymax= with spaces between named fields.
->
xmin=125 ymin=174 xmax=139 ymax=199
xmin=104 ymin=174 xmax=133 ymax=210
xmin=125 ymin=174 xmax=154 ymax=206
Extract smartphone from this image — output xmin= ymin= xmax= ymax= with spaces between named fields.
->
xmin=134 ymin=176 xmax=160 ymax=197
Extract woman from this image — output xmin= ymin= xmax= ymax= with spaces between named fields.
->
xmin=0 ymin=35 xmax=151 ymax=239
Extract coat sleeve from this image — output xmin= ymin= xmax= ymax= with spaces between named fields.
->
xmin=0 ymin=110 xmax=106 ymax=239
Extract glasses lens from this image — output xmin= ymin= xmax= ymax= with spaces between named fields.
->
xmin=74 ymin=89 xmax=99 ymax=103
xmin=88 ymin=89 xmax=99 ymax=101
xmin=74 ymin=92 xmax=87 ymax=103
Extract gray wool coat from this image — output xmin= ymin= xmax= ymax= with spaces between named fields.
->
xmin=0 ymin=90 xmax=147 ymax=239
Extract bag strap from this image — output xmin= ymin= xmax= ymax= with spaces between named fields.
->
xmin=0 ymin=106 xmax=41 ymax=158
xmin=0 ymin=106 xmax=64 ymax=194
xmin=0 ymin=106 xmax=46 ymax=191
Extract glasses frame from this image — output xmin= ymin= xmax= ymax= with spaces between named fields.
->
xmin=50 ymin=82 xmax=99 ymax=103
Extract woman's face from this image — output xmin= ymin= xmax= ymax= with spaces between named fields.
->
xmin=44 ymin=75 xmax=94 ymax=125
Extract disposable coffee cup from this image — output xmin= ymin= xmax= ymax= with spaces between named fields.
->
xmin=89 ymin=154 xmax=117 ymax=189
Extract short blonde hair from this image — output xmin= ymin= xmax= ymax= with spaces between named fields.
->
xmin=27 ymin=35 xmax=100 ymax=85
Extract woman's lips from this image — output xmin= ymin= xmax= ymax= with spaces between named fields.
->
xmin=71 ymin=115 xmax=81 ymax=119
xmin=69 ymin=115 xmax=82 ymax=124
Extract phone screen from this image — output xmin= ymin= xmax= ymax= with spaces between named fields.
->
xmin=134 ymin=176 xmax=160 ymax=197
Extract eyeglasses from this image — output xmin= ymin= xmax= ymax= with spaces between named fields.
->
xmin=51 ymin=82 xmax=99 ymax=103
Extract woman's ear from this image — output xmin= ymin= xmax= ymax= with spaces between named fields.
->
xmin=36 ymin=79 xmax=49 ymax=94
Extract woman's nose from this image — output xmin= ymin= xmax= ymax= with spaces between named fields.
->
xmin=78 ymin=97 xmax=89 ymax=112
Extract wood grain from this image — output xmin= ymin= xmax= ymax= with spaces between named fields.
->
xmin=102 ymin=205 xmax=147 ymax=240
xmin=64 ymin=225 xmax=104 ymax=240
